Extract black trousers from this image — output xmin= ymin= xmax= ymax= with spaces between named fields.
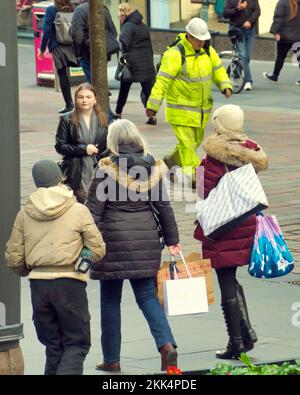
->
xmin=57 ymin=67 xmax=73 ymax=107
xmin=215 ymin=267 xmax=238 ymax=302
xmin=115 ymin=79 xmax=154 ymax=115
xmin=30 ymin=278 xmax=91 ymax=375
xmin=273 ymin=41 xmax=300 ymax=77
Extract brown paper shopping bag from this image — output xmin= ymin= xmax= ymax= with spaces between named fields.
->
xmin=157 ymin=252 xmax=215 ymax=306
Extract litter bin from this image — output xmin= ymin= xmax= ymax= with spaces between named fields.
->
xmin=32 ymin=0 xmax=84 ymax=87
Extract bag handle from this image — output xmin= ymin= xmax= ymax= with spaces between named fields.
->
xmin=171 ymin=252 xmax=192 ymax=279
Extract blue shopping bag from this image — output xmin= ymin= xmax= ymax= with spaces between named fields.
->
xmin=249 ymin=214 xmax=294 ymax=278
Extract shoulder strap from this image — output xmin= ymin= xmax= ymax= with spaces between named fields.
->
xmin=176 ymin=42 xmax=185 ymax=67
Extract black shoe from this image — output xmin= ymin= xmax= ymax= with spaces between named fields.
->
xmin=262 ymin=72 xmax=278 ymax=82
xmin=216 ymin=338 xmax=245 ymax=360
xmin=146 ymin=116 xmax=157 ymax=125
xmin=58 ymin=105 xmax=74 ymax=114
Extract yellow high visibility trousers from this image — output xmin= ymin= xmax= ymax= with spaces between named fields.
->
xmin=165 ymin=124 xmax=204 ymax=176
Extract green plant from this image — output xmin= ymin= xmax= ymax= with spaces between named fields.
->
xmin=209 ymin=353 xmax=300 ymax=375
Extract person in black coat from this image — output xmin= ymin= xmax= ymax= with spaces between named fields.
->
xmin=263 ymin=0 xmax=300 ymax=84
xmin=115 ymin=3 xmax=157 ymax=125
xmin=85 ymin=119 xmax=181 ymax=373
xmin=55 ymin=83 xmax=108 ymax=203
xmin=71 ymin=0 xmax=119 ymax=80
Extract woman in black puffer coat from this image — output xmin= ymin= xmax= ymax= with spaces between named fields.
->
xmin=263 ymin=0 xmax=300 ymax=84
xmin=85 ymin=119 xmax=181 ymax=373
xmin=115 ymin=3 xmax=157 ymax=125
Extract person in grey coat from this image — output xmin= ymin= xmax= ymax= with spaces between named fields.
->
xmin=71 ymin=0 xmax=119 ymax=82
xmin=114 ymin=3 xmax=157 ymax=125
xmin=263 ymin=0 xmax=300 ymax=84
xmin=85 ymin=119 xmax=181 ymax=373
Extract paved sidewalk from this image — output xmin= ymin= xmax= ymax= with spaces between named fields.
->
xmin=18 ymin=48 xmax=300 ymax=374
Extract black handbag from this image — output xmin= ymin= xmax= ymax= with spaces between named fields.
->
xmin=115 ymin=58 xmax=133 ymax=82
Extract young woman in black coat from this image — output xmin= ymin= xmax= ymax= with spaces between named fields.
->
xmin=114 ymin=3 xmax=157 ymax=125
xmin=85 ymin=119 xmax=181 ymax=372
xmin=55 ymin=83 xmax=108 ymax=203
xmin=263 ymin=0 xmax=300 ymax=84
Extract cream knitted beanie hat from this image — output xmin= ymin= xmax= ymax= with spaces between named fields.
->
xmin=211 ymin=104 xmax=244 ymax=135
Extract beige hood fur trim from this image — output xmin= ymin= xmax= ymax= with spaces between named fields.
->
xmin=98 ymin=157 xmax=168 ymax=192
xmin=203 ymin=134 xmax=268 ymax=172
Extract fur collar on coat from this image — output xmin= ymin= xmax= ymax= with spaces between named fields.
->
xmin=98 ymin=157 xmax=168 ymax=193
xmin=203 ymin=133 xmax=268 ymax=172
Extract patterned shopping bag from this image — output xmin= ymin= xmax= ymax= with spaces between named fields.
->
xmin=196 ymin=163 xmax=269 ymax=240
xmin=249 ymin=214 xmax=294 ymax=278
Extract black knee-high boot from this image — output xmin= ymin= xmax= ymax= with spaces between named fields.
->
xmin=216 ymin=297 xmax=245 ymax=359
xmin=235 ymin=281 xmax=257 ymax=351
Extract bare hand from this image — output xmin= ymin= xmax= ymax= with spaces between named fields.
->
xmin=274 ymin=33 xmax=281 ymax=42
xmin=168 ymin=243 xmax=182 ymax=257
xmin=146 ymin=109 xmax=157 ymax=117
xmin=243 ymin=21 xmax=251 ymax=29
xmin=37 ymin=49 xmax=44 ymax=60
xmin=237 ymin=0 xmax=247 ymax=10
xmin=86 ymin=144 xmax=99 ymax=156
xmin=224 ymin=88 xmax=233 ymax=98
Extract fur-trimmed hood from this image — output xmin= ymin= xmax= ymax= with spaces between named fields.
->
xmin=203 ymin=133 xmax=268 ymax=172
xmin=98 ymin=157 xmax=168 ymax=193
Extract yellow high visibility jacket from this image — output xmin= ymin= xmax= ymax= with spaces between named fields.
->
xmin=147 ymin=33 xmax=232 ymax=127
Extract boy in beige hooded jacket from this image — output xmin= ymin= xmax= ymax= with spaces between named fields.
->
xmin=5 ymin=160 xmax=106 ymax=375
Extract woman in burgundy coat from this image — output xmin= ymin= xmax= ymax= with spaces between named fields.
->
xmin=194 ymin=104 xmax=268 ymax=359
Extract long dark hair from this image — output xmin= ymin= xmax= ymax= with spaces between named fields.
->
xmin=71 ymin=83 xmax=108 ymax=127
xmin=54 ymin=0 xmax=74 ymax=12
xmin=289 ymin=0 xmax=298 ymax=19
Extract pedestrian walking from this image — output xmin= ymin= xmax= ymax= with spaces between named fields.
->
xmin=146 ymin=17 xmax=232 ymax=188
xmin=5 ymin=160 xmax=106 ymax=375
xmin=71 ymin=0 xmax=119 ymax=123
xmin=38 ymin=0 xmax=79 ymax=114
xmin=263 ymin=0 xmax=300 ymax=85
xmin=85 ymin=119 xmax=181 ymax=372
xmin=224 ymin=0 xmax=261 ymax=91
xmin=194 ymin=104 xmax=268 ymax=359
xmin=55 ymin=82 xmax=108 ymax=203
xmin=71 ymin=0 xmax=119 ymax=82
xmin=114 ymin=3 xmax=157 ymax=125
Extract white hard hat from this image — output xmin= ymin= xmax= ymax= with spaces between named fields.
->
xmin=186 ymin=17 xmax=211 ymax=41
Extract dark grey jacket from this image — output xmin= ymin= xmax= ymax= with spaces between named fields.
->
xmin=71 ymin=3 xmax=119 ymax=60
xmin=85 ymin=157 xmax=179 ymax=280
xmin=270 ymin=0 xmax=300 ymax=42
xmin=119 ymin=10 xmax=156 ymax=82
xmin=224 ymin=0 xmax=261 ymax=27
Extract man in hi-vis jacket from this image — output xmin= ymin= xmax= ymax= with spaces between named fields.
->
xmin=146 ymin=18 xmax=232 ymax=187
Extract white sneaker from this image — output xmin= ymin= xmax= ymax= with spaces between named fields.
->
xmin=244 ymin=82 xmax=252 ymax=91
xmin=296 ymin=80 xmax=300 ymax=86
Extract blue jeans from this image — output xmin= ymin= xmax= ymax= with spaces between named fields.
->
xmin=79 ymin=58 xmax=114 ymax=124
xmin=234 ymin=27 xmax=256 ymax=83
xmin=100 ymin=277 xmax=176 ymax=363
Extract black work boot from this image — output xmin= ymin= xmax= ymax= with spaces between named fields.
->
xmin=235 ymin=281 xmax=257 ymax=351
xmin=216 ymin=297 xmax=245 ymax=359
